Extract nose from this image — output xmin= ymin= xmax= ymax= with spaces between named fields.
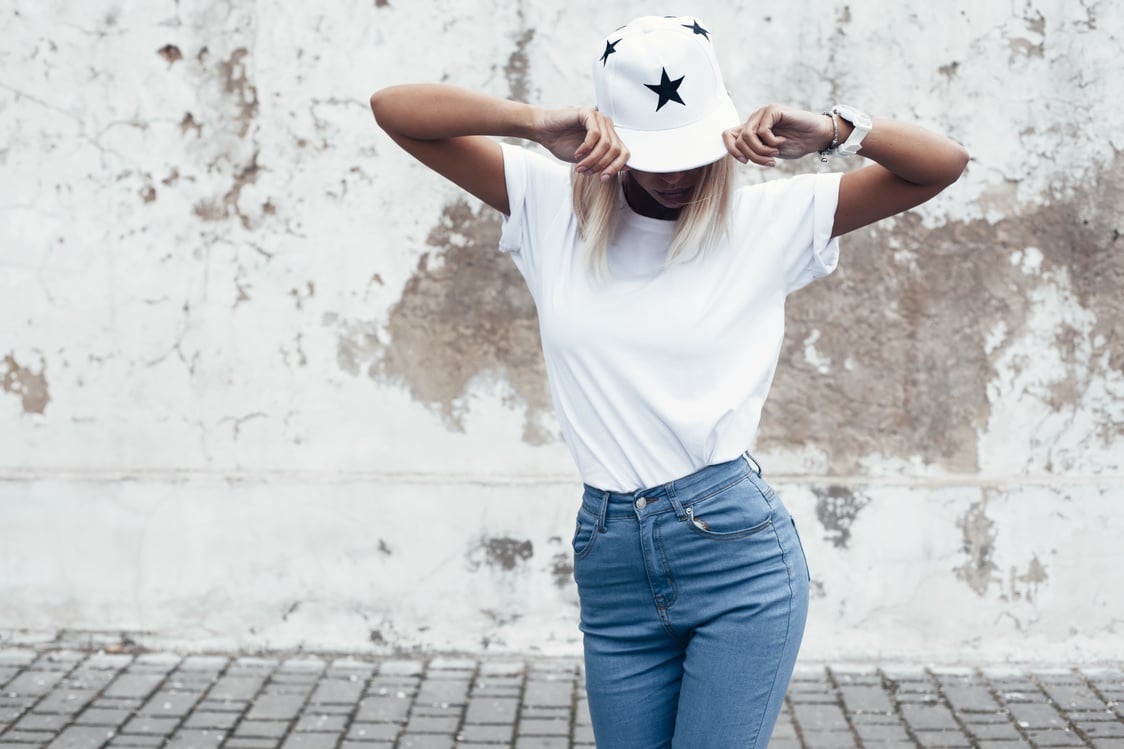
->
xmin=660 ymin=171 xmax=688 ymax=186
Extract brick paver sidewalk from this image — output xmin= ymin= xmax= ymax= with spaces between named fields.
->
xmin=0 ymin=649 xmax=1121 ymax=748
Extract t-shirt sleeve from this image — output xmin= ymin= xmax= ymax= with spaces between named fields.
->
xmin=778 ymin=172 xmax=843 ymax=295
xmin=498 ymin=143 xmax=572 ymax=275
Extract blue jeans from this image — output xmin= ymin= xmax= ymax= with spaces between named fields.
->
xmin=573 ymin=454 xmax=810 ymax=748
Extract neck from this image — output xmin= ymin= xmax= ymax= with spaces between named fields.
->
xmin=623 ymin=174 xmax=681 ymax=221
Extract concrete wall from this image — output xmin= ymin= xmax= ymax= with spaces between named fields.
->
xmin=1 ymin=0 xmax=1121 ymax=662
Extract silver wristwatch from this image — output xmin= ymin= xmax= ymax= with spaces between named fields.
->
xmin=831 ymin=104 xmax=872 ymax=156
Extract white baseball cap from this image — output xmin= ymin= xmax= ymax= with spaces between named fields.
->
xmin=592 ymin=16 xmax=740 ymax=173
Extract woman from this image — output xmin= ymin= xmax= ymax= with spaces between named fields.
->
xmin=371 ymin=15 xmax=967 ymax=749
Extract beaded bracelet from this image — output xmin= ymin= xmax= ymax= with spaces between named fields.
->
xmin=818 ymin=110 xmax=839 ymax=162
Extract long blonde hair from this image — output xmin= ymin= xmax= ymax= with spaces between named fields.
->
xmin=572 ymin=156 xmax=735 ymax=276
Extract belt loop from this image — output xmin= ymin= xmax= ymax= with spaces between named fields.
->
xmin=597 ymin=491 xmax=610 ymax=533
xmin=743 ymin=451 xmax=763 ymax=477
xmin=665 ymin=484 xmax=688 ymax=521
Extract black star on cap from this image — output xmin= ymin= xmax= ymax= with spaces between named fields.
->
xmin=682 ymin=20 xmax=710 ymax=39
xmin=599 ymin=38 xmax=620 ymax=66
xmin=644 ymin=67 xmax=686 ymax=111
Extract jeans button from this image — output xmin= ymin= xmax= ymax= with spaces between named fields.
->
xmin=635 ymin=497 xmax=647 ymax=510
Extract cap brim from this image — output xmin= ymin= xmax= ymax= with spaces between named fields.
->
xmin=616 ymin=94 xmax=740 ymax=173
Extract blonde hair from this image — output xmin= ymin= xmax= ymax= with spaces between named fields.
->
xmin=572 ymin=156 xmax=735 ymax=276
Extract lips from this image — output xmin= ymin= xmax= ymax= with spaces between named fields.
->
xmin=656 ymin=188 xmax=693 ymax=204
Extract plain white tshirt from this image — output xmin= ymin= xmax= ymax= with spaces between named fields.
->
xmin=499 ymin=144 xmax=842 ymax=492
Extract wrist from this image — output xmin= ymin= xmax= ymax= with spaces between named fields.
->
xmin=509 ymin=102 xmax=544 ymax=142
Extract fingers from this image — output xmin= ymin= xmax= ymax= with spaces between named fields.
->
xmin=725 ymin=105 xmax=786 ymax=167
xmin=574 ymin=110 xmax=629 ymax=181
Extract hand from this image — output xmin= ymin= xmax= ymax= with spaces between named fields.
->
xmin=534 ymin=107 xmax=630 ymax=181
xmin=723 ymin=104 xmax=834 ymax=167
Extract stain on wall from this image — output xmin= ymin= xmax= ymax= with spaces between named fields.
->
xmin=813 ymin=485 xmax=870 ymax=548
xmin=954 ymin=499 xmax=1000 ymax=596
xmin=346 ymin=199 xmax=553 ymax=444
xmin=466 ymin=536 xmax=535 ymax=572
xmin=1 ymin=353 xmax=50 ymax=415
xmin=762 ymin=155 xmax=1124 ymax=473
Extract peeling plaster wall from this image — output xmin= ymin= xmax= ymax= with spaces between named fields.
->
xmin=1 ymin=1 xmax=1122 ymax=661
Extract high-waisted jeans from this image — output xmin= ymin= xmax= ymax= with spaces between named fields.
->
xmin=573 ymin=453 xmax=810 ymax=748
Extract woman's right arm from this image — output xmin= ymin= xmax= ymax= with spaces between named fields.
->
xmin=369 ymin=84 xmax=629 ymax=215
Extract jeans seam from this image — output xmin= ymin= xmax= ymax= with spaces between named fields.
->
xmin=746 ymin=521 xmax=797 ymax=749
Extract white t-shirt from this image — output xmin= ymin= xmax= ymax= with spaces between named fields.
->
xmin=499 ymin=144 xmax=842 ymax=491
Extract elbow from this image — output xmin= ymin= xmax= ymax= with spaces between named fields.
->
xmin=369 ymin=88 xmax=391 ymax=128
xmin=369 ymin=85 xmax=407 ymax=133
xmin=946 ymin=143 xmax=970 ymax=184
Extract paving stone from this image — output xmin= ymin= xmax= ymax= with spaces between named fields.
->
xmin=463 ymin=697 xmax=518 ymax=724
xmin=224 ymin=740 xmax=280 ymax=749
xmin=851 ymin=721 xmax=914 ymax=743
xmin=74 ymin=709 xmax=131 ymax=728
xmin=396 ymin=735 xmax=453 ymax=749
xmin=43 ymin=726 xmax=116 ymax=749
xmin=792 ymin=702 xmax=849 ymax=731
xmin=278 ymin=734 xmax=339 ymax=749
xmin=415 ymin=680 xmax=469 ymax=707
xmin=798 ymin=730 xmax=859 ymax=748
xmin=913 ymin=729 xmax=972 ymax=747
xmin=354 ymin=696 xmax=410 ymax=723
xmin=571 ymin=723 xmax=594 ymax=744
xmin=376 ymin=662 xmax=423 ymax=678
xmin=308 ymin=680 xmax=363 ymax=705
xmin=965 ymin=720 xmax=1027 ymax=741
xmin=520 ymin=681 xmax=570 ymax=708
xmin=118 ymin=716 xmax=179 ymax=737
xmin=513 ymin=738 xmax=567 ymax=749
xmin=477 ymin=662 xmax=524 ymax=678
xmin=233 ymin=721 xmax=290 ymax=739
xmin=403 ymin=715 xmax=459 ymax=733
xmin=5 ymin=672 xmax=66 ymax=698
xmin=944 ymin=684 xmax=1001 ymax=712
xmin=292 ymin=714 xmax=348 ymax=733
xmin=182 ymin=711 xmax=241 ymax=730
xmin=5 ymin=730 xmax=58 ymax=744
xmin=14 ymin=714 xmax=71 ymax=732
xmin=36 ymin=691 xmax=99 ymax=716
xmin=838 ymin=685 xmax=893 ymax=713
xmin=88 ymin=700 xmax=141 ymax=714
xmin=138 ymin=691 xmax=200 ymax=717
xmin=899 ymin=703 xmax=960 ymax=731
xmin=1024 ymin=728 xmax=1086 ymax=746
xmin=516 ymin=718 xmax=569 ymax=736
xmin=1006 ymin=700 xmax=1067 ymax=728
xmin=1043 ymin=683 xmax=1110 ymax=711
xmin=101 ymin=676 xmax=164 ymax=701
xmin=163 ymin=729 xmax=225 ymax=749
xmin=221 ymin=733 xmax=278 ymax=746
xmin=346 ymin=723 xmax=401 ymax=741
xmin=246 ymin=695 xmax=306 ymax=721
xmin=456 ymin=723 xmax=514 ymax=743
xmin=305 ymin=704 xmax=351 ymax=716
xmin=1080 ymin=721 xmax=1124 ymax=738
xmin=194 ymin=699 xmax=249 ymax=713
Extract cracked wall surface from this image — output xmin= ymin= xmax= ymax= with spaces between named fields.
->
xmin=1 ymin=0 xmax=1121 ymax=660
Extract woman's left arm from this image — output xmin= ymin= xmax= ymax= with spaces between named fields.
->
xmin=724 ymin=105 xmax=970 ymax=237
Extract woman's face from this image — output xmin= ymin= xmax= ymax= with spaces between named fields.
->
xmin=627 ymin=167 xmax=704 ymax=210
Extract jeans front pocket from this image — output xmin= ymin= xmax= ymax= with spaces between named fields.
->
xmin=572 ymin=507 xmax=600 ymax=559
xmin=683 ymin=474 xmax=774 ymax=541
